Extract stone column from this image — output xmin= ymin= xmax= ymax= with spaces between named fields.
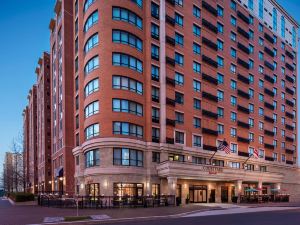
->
xmin=235 ymin=180 xmax=243 ymax=203
xmin=228 ymin=186 xmax=232 ymax=203
xmin=258 ymin=180 xmax=263 ymax=195
xmin=181 ymin=183 xmax=189 ymax=205
xmin=215 ymin=183 xmax=222 ymax=203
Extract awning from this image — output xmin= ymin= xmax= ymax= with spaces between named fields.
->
xmin=55 ymin=167 xmax=64 ymax=177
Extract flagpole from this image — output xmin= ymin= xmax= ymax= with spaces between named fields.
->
xmin=242 ymin=154 xmax=253 ymax=168
xmin=209 ymin=150 xmax=218 ymax=164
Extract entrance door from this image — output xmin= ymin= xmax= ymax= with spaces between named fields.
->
xmin=221 ymin=186 xmax=228 ymax=203
xmin=189 ymin=186 xmax=207 ymax=203
xmin=209 ymin=189 xmax=216 ymax=203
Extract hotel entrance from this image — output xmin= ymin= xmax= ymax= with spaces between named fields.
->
xmin=189 ymin=185 xmax=207 ymax=203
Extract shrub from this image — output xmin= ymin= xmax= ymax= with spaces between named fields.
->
xmin=9 ymin=192 xmax=35 ymax=202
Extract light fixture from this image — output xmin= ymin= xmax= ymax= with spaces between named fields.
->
xmin=59 ymin=177 xmax=63 ymax=181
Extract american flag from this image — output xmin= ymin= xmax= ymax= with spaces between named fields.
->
xmin=253 ymin=148 xmax=259 ymax=159
xmin=217 ymin=140 xmax=231 ymax=154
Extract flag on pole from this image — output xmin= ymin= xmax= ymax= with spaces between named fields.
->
xmin=253 ymin=148 xmax=259 ymax=159
xmin=217 ymin=140 xmax=231 ymax=154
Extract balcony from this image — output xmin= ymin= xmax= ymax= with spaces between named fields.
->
xmin=264 ymin=74 xmax=275 ymax=84
xmin=237 ymin=89 xmax=250 ymax=99
xmin=166 ymin=118 xmax=175 ymax=127
xmin=286 ymin=62 xmax=294 ymax=71
xmin=265 ymin=156 xmax=274 ymax=161
xmin=285 ymin=75 xmax=295 ymax=84
xmin=264 ymin=88 xmax=275 ymax=97
xmin=202 ymin=55 xmax=218 ymax=68
xmin=152 ymin=95 xmax=159 ymax=103
xmin=285 ymin=50 xmax=294 ymax=60
xmin=286 ymin=160 xmax=294 ymax=165
xmin=202 ymin=92 xmax=218 ymax=102
xmin=264 ymin=129 xmax=275 ymax=137
xmin=264 ymin=47 xmax=275 ymax=57
xmin=202 ymin=1 xmax=218 ymax=17
xmin=237 ymin=58 xmax=250 ymax=70
xmin=286 ymin=149 xmax=294 ymax=155
xmin=286 ymin=136 xmax=295 ymax=143
xmin=202 ymin=127 xmax=218 ymax=136
xmin=166 ymin=36 xmax=175 ymax=46
xmin=285 ymin=111 xmax=295 ymax=119
xmin=152 ymin=136 xmax=160 ymax=143
xmin=166 ymin=98 xmax=175 ymax=106
xmin=166 ymin=137 xmax=174 ymax=144
xmin=202 ymin=18 xmax=218 ymax=34
xmin=202 ymin=73 xmax=218 ymax=85
xmin=166 ymin=77 xmax=176 ymax=87
xmin=202 ymin=37 xmax=218 ymax=51
xmin=237 ymin=136 xmax=250 ymax=144
xmin=286 ymin=99 xmax=295 ymax=107
xmin=286 ymin=87 xmax=295 ymax=96
xmin=237 ymin=26 xmax=250 ymax=39
xmin=285 ymin=124 xmax=294 ymax=131
xmin=237 ymin=105 xmax=250 ymax=114
xmin=264 ymin=61 xmax=275 ymax=71
xmin=237 ymin=42 xmax=250 ymax=54
xmin=152 ymin=74 xmax=159 ymax=82
xmin=238 ymin=151 xmax=250 ymax=157
xmin=264 ymin=143 xmax=275 ymax=150
xmin=264 ymin=102 xmax=275 ymax=110
xmin=202 ymin=109 xmax=218 ymax=119
xmin=166 ymin=0 xmax=175 ymax=6
xmin=237 ymin=73 xmax=250 ymax=84
xmin=237 ymin=11 xmax=250 ymax=24
xmin=151 ymin=32 xmax=159 ymax=40
xmin=264 ymin=115 xmax=275 ymax=123
xmin=264 ymin=33 xmax=275 ymax=44
xmin=237 ymin=121 xmax=250 ymax=129
xmin=152 ymin=117 xmax=159 ymax=124
xmin=165 ymin=15 xmax=175 ymax=26
xmin=166 ymin=57 xmax=175 ymax=66
xmin=203 ymin=145 xmax=217 ymax=152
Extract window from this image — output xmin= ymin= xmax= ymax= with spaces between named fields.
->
xmin=175 ymin=92 xmax=184 ymax=104
xmin=151 ymin=23 xmax=159 ymax=39
xmin=113 ymin=122 xmax=143 ymax=138
xmin=217 ymin=22 xmax=224 ymax=33
xmin=131 ymin=0 xmax=143 ymax=8
xmin=249 ymin=118 xmax=254 ymax=127
xmin=231 ymin=143 xmax=238 ymax=153
xmin=249 ymin=103 xmax=254 ymax=113
xmin=112 ymin=7 xmax=143 ymax=29
xmin=259 ymin=0 xmax=263 ymax=19
xmin=175 ymin=72 xmax=184 ymax=85
xmin=84 ymin=56 xmax=99 ymax=74
xmin=85 ymin=78 xmax=99 ymax=97
xmin=112 ymin=30 xmax=143 ymax=52
xmin=249 ymin=60 xmax=254 ymax=69
xmin=231 ymin=112 xmax=237 ymax=122
xmin=273 ymin=8 xmax=277 ymax=31
xmin=193 ymin=80 xmax=201 ymax=92
xmin=230 ymin=127 xmax=236 ymax=137
xmin=85 ymin=101 xmax=99 ymax=118
xmin=217 ymin=107 xmax=224 ymax=118
xmin=229 ymin=162 xmax=240 ymax=169
xmin=249 ymin=30 xmax=254 ymax=39
xmin=259 ymin=52 xmax=264 ymax=61
xmin=175 ymin=131 xmax=185 ymax=144
xmin=231 ymin=16 xmax=237 ymax=26
xmin=152 ymin=107 xmax=159 ymax=123
xmin=175 ymin=32 xmax=184 ymax=46
xmin=217 ymin=56 xmax=224 ymax=67
xmin=281 ymin=16 xmax=285 ymax=38
xmin=175 ymin=0 xmax=183 ymax=6
xmin=230 ymin=64 xmax=236 ymax=74
xmin=218 ymin=124 xmax=224 ymax=134
xmin=175 ymin=112 xmax=184 ymax=124
xmin=230 ymin=1 xmax=236 ymax=11
xmin=217 ymin=5 xmax=223 ymax=17
xmin=217 ymin=39 xmax=223 ymax=51
xmin=84 ymin=33 xmax=99 ymax=53
xmin=192 ymin=156 xmax=206 ymax=164
xmin=193 ymin=5 xmax=200 ymax=18
xmin=259 ymin=136 xmax=264 ymax=144
xmin=175 ymin=13 xmax=183 ymax=26
xmin=230 ymin=96 xmax=237 ymax=106
xmin=217 ymin=73 xmax=224 ymax=84
xmin=113 ymin=148 xmax=143 ymax=167
xmin=152 ymin=86 xmax=159 ymax=102
xmin=249 ymin=133 xmax=254 ymax=142
xmin=193 ymin=117 xmax=201 ymax=128
xmin=85 ymin=149 xmax=100 ymax=168
xmin=112 ymin=53 xmax=143 ymax=73
xmin=112 ymin=99 xmax=143 ymax=116
xmin=259 ymin=93 xmax=264 ymax=102
xmin=249 ymin=44 xmax=254 ymax=54
xmin=217 ymin=90 xmax=224 ymax=101
xmin=84 ymin=11 xmax=98 ymax=32
xmin=193 ymin=24 xmax=201 ymax=37
xmin=169 ymin=154 xmax=184 ymax=162
xmin=259 ymin=149 xmax=265 ymax=158
xmin=194 ymin=98 xmax=201 ymax=110
xmin=259 ymin=37 xmax=264 ymax=46
xmin=281 ymin=54 xmax=285 ymax=62
xmin=259 ymin=107 xmax=264 ymax=116
xmin=193 ymin=61 xmax=201 ymax=73
xmin=152 ymin=152 xmax=160 ymax=163
xmin=282 ymin=154 xmax=286 ymax=162
xmin=193 ymin=42 xmax=201 ymax=55
xmin=273 ymin=153 xmax=278 ymax=161
xmin=193 ymin=135 xmax=202 ymax=147
xmin=292 ymin=27 xmax=296 ymax=48
xmin=175 ymin=52 xmax=184 ymax=66
xmin=112 ymin=75 xmax=143 ymax=95
xmin=230 ymin=48 xmax=236 ymax=58
xmin=151 ymin=2 xmax=159 ymax=19
xmin=258 ymin=65 xmax=264 ymax=74
xmin=84 ymin=0 xmax=95 ymax=12
xmin=248 ymin=0 xmax=253 ymax=10
xmin=151 ymin=65 xmax=159 ymax=81
xmin=85 ymin=123 xmax=100 ymax=139
xmin=258 ymin=23 xmax=264 ymax=32
xmin=151 ymin=44 xmax=159 ymax=60
xmin=230 ymin=80 xmax=237 ymax=90
xmin=230 ymin=32 xmax=236 ymax=42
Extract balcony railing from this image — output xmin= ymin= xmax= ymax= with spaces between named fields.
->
xmin=285 ymin=124 xmax=294 ymax=131
xmin=166 ymin=77 xmax=176 ymax=87
xmin=285 ymin=87 xmax=295 ymax=95
xmin=286 ymin=136 xmax=295 ymax=143
xmin=286 ymin=149 xmax=294 ymax=155
xmin=264 ymin=115 xmax=275 ymax=123
xmin=286 ymin=160 xmax=294 ymax=165
xmin=202 ymin=37 xmax=218 ymax=51
xmin=237 ymin=89 xmax=250 ymax=99
xmin=285 ymin=62 xmax=294 ymax=71
xmin=285 ymin=50 xmax=294 ymax=60
xmin=237 ymin=121 xmax=250 ymax=129
xmin=237 ymin=105 xmax=250 ymax=114
xmin=202 ymin=1 xmax=218 ymax=16
xmin=166 ymin=0 xmax=175 ymax=6
xmin=264 ymin=102 xmax=275 ymax=110
xmin=264 ymin=143 xmax=275 ymax=149
xmin=285 ymin=99 xmax=295 ymax=107
xmin=166 ymin=98 xmax=175 ymax=106
xmin=264 ymin=88 xmax=275 ymax=97
xmin=202 ymin=92 xmax=218 ymax=102
xmin=238 ymin=151 xmax=250 ymax=157
xmin=166 ymin=57 xmax=175 ymax=66
xmin=202 ymin=55 xmax=218 ymax=68
xmin=285 ymin=75 xmax=295 ymax=84
xmin=237 ymin=26 xmax=250 ymax=39
xmin=264 ymin=60 xmax=275 ymax=71
xmin=202 ymin=109 xmax=218 ymax=119
xmin=264 ymin=129 xmax=275 ymax=137
xmin=237 ymin=73 xmax=250 ymax=84
xmin=166 ymin=118 xmax=175 ymax=127
xmin=265 ymin=156 xmax=274 ymax=161
xmin=237 ymin=11 xmax=250 ymax=24
xmin=166 ymin=137 xmax=174 ymax=144
xmin=237 ymin=42 xmax=250 ymax=54
xmin=237 ymin=58 xmax=250 ymax=70
xmin=264 ymin=74 xmax=275 ymax=84
xmin=165 ymin=15 xmax=175 ymax=26
xmin=285 ymin=111 xmax=295 ymax=119
xmin=202 ymin=18 xmax=218 ymax=34
xmin=203 ymin=145 xmax=217 ymax=152
xmin=166 ymin=36 xmax=175 ymax=46
xmin=264 ymin=33 xmax=275 ymax=44
xmin=237 ymin=136 xmax=250 ymax=143
xmin=202 ymin=73 xmax=218 ymax=85
xmin=202 ymin=128 xmax=218 ymax=136
xmin=264 ymin=46 xmax=275 ymax=57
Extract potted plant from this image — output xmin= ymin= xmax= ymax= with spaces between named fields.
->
xmin=232 ymin=196 xmax=238 ymax=203
xmin=185 ymin=194 xmax=190 ymax=204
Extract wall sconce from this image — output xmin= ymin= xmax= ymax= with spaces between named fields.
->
xmin=49 ymin=181 xmax=52 ymax=184
xmin=80 ymin=183 xmax=84 ymax=189
xmin=59 ymin=177 xmax=63 ymax=181
xmin=104 ymin=180 xmax=108 ymax=188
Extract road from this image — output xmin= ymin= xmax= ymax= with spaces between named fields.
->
xmin=99 ymin=209 xmax=300 ymax=225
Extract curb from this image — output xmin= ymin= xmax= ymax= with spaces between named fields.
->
xmin=7 ymin=197 xmax=15 ymax=206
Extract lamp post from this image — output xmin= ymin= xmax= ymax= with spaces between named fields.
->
xmin=59 ymin=177 xmax=64 ymax=196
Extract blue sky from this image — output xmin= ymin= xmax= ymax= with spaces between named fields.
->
xmin=0 ymin=0 xmax=299 ymax=170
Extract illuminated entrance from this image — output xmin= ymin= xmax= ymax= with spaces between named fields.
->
xmin=189 ymin=185 xmax=207 ymax=203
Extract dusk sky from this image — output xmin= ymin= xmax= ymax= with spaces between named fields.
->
xmin=0 ymin=0 xmax=299 ymax=170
